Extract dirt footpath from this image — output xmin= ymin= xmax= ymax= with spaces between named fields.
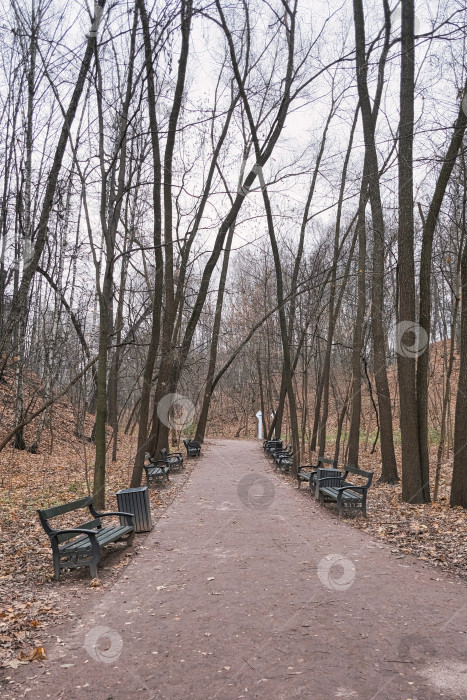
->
xmin=2 ymin=439 xmax=466 ymax=699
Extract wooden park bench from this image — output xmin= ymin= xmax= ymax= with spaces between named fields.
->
xmin=263 ymin=439 xmax=282 ymax=454
xmin=160 ymin=447 xmax=184 ymax=471
xmin=37 ymin=496 xmax=135 ymax=580
xmin=273 ymin=445 xmax=292 ymax=469
xmin=183 ymin=439 xmax=201 ymax=457
xmin=144 ymin=452 xmax=171 ymax=486
xmin=316 ymin=465 xmax=373 ymax=518
xmin=265 ymin=441 xmax=284 ymax=457
xmin=297 ymin=456 xmax=338 ymax=490
xmin=276 ymin=450 xmax=294 ymax=472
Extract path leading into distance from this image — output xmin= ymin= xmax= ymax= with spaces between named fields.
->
xmin=4 ymin=439 xmax=467 ymax=699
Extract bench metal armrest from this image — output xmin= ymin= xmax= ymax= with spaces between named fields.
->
xmin=49 ymin=528 xmax=101 ymax=561
xmin=50 ymin=528 xmax=98 ymax=540
xmin=90 ymin=508 xmax=134 ymax=527
xmin=335 ymin=485 xmax=367 ymax=493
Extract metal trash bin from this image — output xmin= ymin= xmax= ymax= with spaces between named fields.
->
xmin=116 ymin=487 xmax=152 ymax=532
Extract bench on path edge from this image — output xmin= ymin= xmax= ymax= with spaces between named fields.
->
xmin=271 ymin=444 xmax=292 ymax=466
xmin=160 ymin=447 xmax=184 ymax=471
xmin=263 ymin=439 xmax=282 ymax=454
xmin=37 ymin=496 xmax=135 ymax=580
xmin=183 ymin=439 xmax=201 ymax=457
xmin=144 ymin=452 xmax=171 ymax=486
xmin=297 ymin=456 xmax=338 ymax=489
xmin=275 ymin=448 xmax=294 ymax=472
xmin=316 ymin=465 xmax=373 ymax=518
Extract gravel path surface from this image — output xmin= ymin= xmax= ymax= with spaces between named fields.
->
xmin=3 ymin=439 xmax=466 ymax=699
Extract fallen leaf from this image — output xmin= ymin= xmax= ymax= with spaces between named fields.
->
xmin=17 ymin=646 xmax=46 ymax=662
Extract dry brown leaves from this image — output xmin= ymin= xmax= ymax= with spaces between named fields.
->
xmin=0 ymin=381 xmax=196 ymax=667
xmin=286 ymin=444 xmax=466 ymax=580
xmin=351 ymin=446 xmax=467 ymax=579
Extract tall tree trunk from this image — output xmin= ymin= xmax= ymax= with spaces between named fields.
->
xmin=418 ymin=81 xmax=467 ymax=504
xmin=348 ymin=169 xmax=367 ymax=467
xmin=148 ymin=0 xmax=193 ymax=458
xmin=130 ymin=0 xmax=164 ymax=485
xmin=261 ymin=182 xmax=301 ymax=473
xmin=93 ymin=8 xmax=136 ymax=507
xmin=397 ymin=0 xmax=425 ymax=501
xmin=195 ymin=225 xmax=234 ymax=443
xmin=353 ymin=0 xmax=398 ymax=482
xmin=451 ymin=243 xmax=467 ymax=508
xmin=318 ymin=105 xmax=358 ymax=457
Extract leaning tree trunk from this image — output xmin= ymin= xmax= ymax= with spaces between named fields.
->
xmin=1 ymin=1 xmax=107 ymax=357
xmin=195 ymin=225 xmax=234 ymax=443
xmin=318 ymin=106 xmax=357 ymax=457
xmin=261 ymin=183 xmax=301 ymax=474
xmin=418 ymin=78 xmax=467 ymax=503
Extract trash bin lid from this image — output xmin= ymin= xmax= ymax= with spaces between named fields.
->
xmin=116 ymin=487 xmax=148 ymax=494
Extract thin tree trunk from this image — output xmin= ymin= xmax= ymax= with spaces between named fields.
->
xmin=93 ymin=8 xmax=136 ymax=507
xmin=418 ymin=79 xmax=467 ymax=504
xmin=148 ymin=0 xmax=193 ymax=458
xmin=353 ymin=0 xmax=398 ymax=482
xmin=195 ymin=225 xmax=235 ymax=443
xmin=1 ymin=1 xmax=107 ymax=355
xmin=348 ymin=169 xmax=367 ymax=467
xmin=318 ymin=105 xmax=358 ymax=457
xmin=451 ymin=242 xmax=467 ymax=507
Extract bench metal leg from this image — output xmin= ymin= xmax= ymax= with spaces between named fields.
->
xmin=53 ymin=554 xmax=61 ymax=581
xmin=362 ymin=493 xmax=367 ymax=518
xmin=337 ymin=493 xmax=344 ymax=519
xmin=127 ymin=529 xmax=136 ymax=546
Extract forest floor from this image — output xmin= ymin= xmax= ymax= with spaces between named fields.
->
xmin=0 ymin=419 xmax=466 ymax=673
xmin=0 ymin=439 xmax=466 ymax=699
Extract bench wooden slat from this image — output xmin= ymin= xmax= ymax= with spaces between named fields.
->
xmin=55 ymin=519 xmax=102 ymax=543
xmin=40 ymin=496 xmax=93 ymax=520
xmin=320 ymin=487 xmax=361 ymax=501
xmin=60 ymin=526 xmax=134 ymax=553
